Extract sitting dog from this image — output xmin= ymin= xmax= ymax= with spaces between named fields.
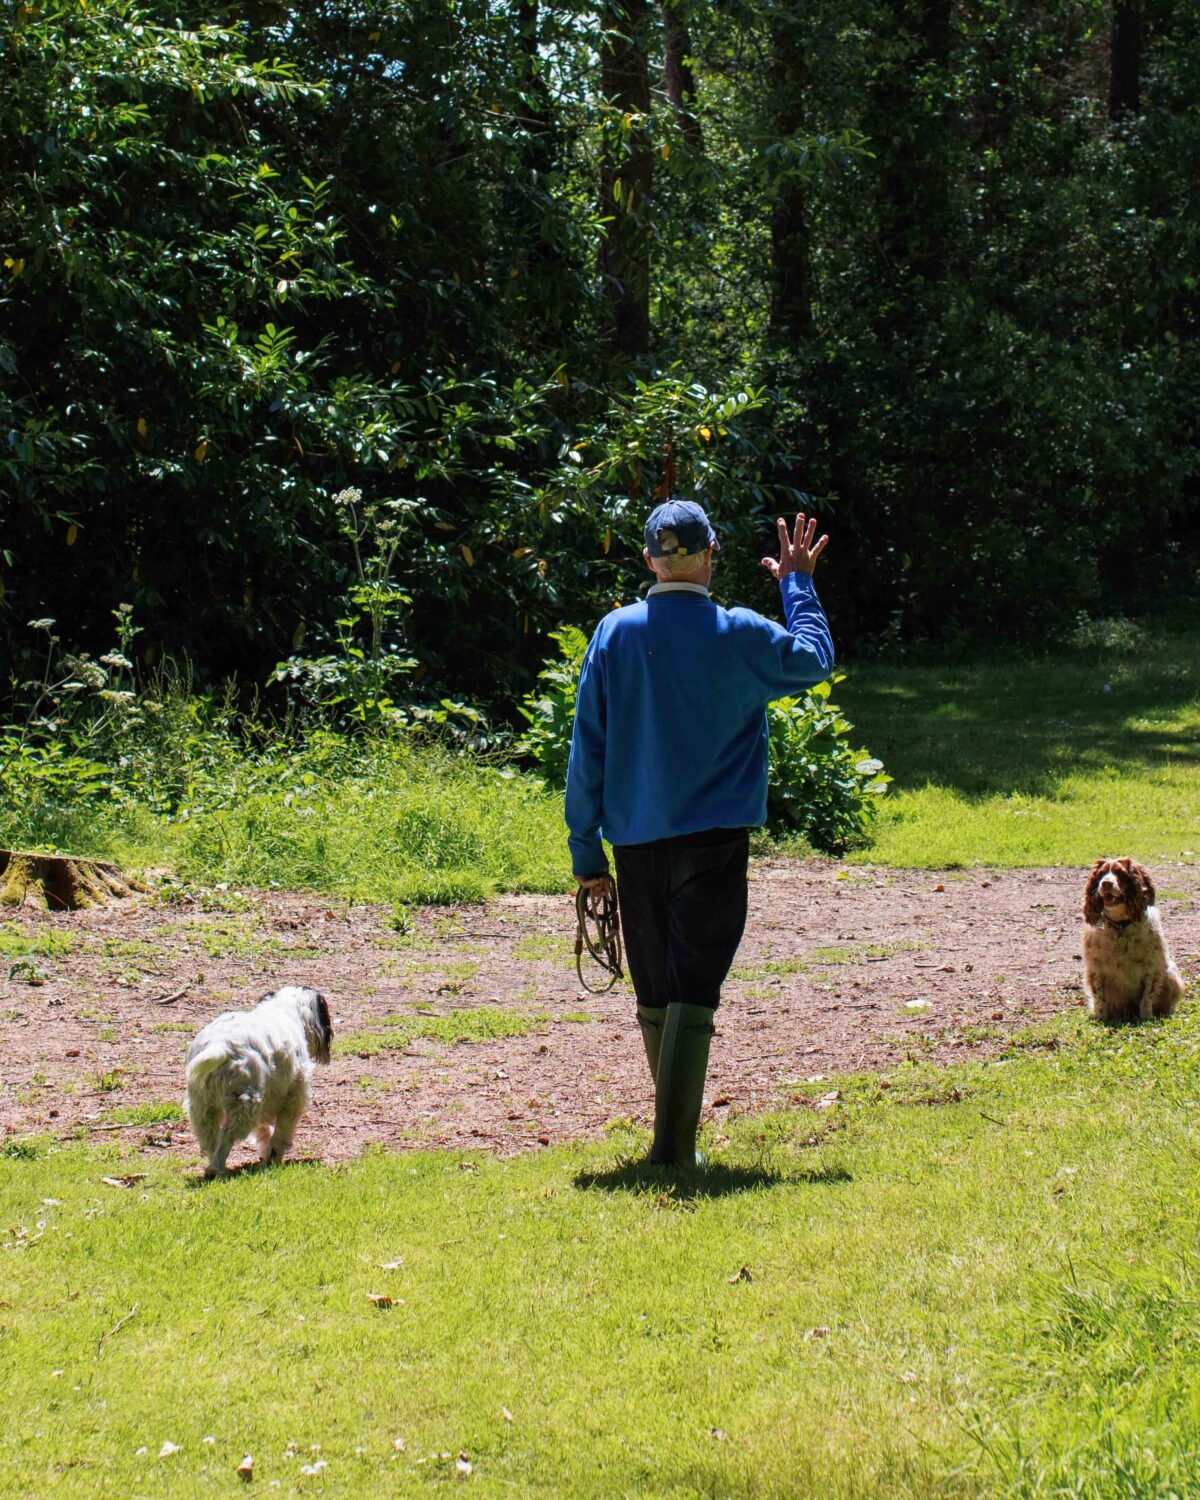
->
xmin=1082 ymin=858 xmax=1184 ymax=1023
xmin=184 ymin=985 xmax=333 ymax=1177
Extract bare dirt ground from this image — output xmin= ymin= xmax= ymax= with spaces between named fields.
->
xmin=2 ymin=860 xmax=1198 ymax=1170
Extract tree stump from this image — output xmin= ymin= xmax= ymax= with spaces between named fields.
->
xmin=0 ymin=850 xmax=147 ymax=911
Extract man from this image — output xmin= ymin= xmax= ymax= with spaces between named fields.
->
xmin=565 ymin=500 xmax=834 ymax=1167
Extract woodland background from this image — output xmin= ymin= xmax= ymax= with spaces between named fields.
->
xmin=2 ymin=0 xmax=1197 ymax=715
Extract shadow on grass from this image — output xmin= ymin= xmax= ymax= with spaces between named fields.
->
xmin=184 ymin=1155 xmax=323 ymax=1189
xmin=839 ymin=634 xmax=1199 ymax=799
xmin=575 ymin=1158 xmax=852 ymax=1201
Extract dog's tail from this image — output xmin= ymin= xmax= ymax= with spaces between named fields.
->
xmin=185 ymin=1043 xmax=228 ymax=1088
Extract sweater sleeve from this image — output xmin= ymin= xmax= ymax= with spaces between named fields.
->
xmin=564 ymin=636 xmax=609 ymax=877
xmin=741 ymin=572 xmax=835 ymax=700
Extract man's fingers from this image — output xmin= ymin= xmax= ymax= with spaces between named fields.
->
xmin=810 ymin=533 xmax=830 ymax=561
xmin=792 ymin=512 xmax=806 ymax=549
xmin=761 ymin=556 xmax=780 ymax=578
xmin=775 ymin=516 xmax=790 ymax=555
xmin=803 ymin=516 xmax=818 ymax=548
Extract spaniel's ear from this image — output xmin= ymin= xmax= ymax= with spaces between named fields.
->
xmin=1129 ymin=860 xmax=1155 ymax=914
xmin=315 ymin=991 xmax=333 ymax=1043
xmin=1083 ymin=860 xmax=1107 ymax=921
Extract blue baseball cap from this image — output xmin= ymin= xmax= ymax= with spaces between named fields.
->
xmin=643 ymin=499 xmax=719 ymax=558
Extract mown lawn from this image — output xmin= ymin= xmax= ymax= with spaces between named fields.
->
xmin=839 ymin=628 xmax=1200 ymax=867
xmin=5 ymin=999 xmax=1200 ymax=1498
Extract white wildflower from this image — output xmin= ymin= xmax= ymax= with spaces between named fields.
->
xmin=100 ymin=653 xmax=133 ymax=670
xmin=98 ymin=689 xmax=136 ymax=705
xmin=27 ymin=617 xmax=56 ymax=632
xmin=333 ymin=487 xmax=362 ymax=509
xmin=68 ymin=659 xmax=108 ymax=689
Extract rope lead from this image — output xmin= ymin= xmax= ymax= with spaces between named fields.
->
xmin=574 ymin=880 xmax=623 ymax=994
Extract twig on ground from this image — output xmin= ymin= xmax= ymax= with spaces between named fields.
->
xmin=154 ymin=985 xmax=190 ymax=1006
xmin=978 ymin=1112 xmax=1007 ymax=1127
xmin=97 ymin=1302 xmax=139 ymax=1355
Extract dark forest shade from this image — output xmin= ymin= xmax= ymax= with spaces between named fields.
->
xmin=2 ymin=0 xmax=1198 ymax=708
xmin=1109 ymin=0 xmax=1144 ymax=116
xmin=598 ymin=0 xmax=654 ymax=363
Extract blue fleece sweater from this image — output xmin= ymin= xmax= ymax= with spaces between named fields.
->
xmin=564 ymin=572 xmax=835 ymax=875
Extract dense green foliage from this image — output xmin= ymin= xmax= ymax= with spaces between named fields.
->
xmin=764 ymin=679 xmax=889 ymax=851
xmin=3 ymin=0 xmax=1197 ymax=715
xmin=517 ymin=624 xmax=590 ymax=787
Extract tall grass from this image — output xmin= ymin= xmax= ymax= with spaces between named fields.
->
xmin=0 ymin=680 xmax=570 ymax=901
xmin=5 ymin=624 xmax=1197 ymax=890
xmin=176 ymin=740 xmax=568 ymax=903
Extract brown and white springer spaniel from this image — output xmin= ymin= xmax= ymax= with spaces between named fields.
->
xmin=1082 ymin=858 xmax=1184 ymax=1023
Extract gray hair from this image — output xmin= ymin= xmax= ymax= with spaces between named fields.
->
xmin=649 ymin=550 xmax=709 ymax=581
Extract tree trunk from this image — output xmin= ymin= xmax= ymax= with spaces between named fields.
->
xmin=870 ymin=0 xmax=954 ymax=283
xmin=1108 ymin=0 xmax=1142 ymax=117
xmin=516 ymin=0 xmax=556 ymax=183
xmin=0 ymin=850 xmax=147 ymax=911
xmin=662 ymin=1 xmax=702 ymax=149
xmin=598 ymin=0 xmax=653 ymax=363
xmin=768 ymin=7 xmax=814 ymax=342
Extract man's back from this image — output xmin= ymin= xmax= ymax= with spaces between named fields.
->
xmin=566 ymin=572 xmax=834 ymax=874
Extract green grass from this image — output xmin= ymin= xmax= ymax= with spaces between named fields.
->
xmin=733 ymin=942 xmax=904 ymax=981
xmin=336 ymin=1005 xmax=550 ymax=1057
xmin=0 ymin=923 xmax=73 ymax=958
xmin=101 ymin=1101 xmax=185 ymax=1125
xmin=3 ymin=1000 xmax=1200 ymax=1496
xmin=839 ymin=628 xmax=1200 ymax=867
xmin=92 ymin=937 xmax=161 ymax=961
xmin=0 ymin=738 xmax=568 ymax=907
xmin=176 ymin=743 xmax=568 ymax=904
xmin=4 ymin=628 xmax=1197 ymax=898
xmin=514 ymin=932 xmax=576 ymax=964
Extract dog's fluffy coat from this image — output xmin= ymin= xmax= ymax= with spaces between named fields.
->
xmin=184 ymin=985 xmax=332 ymax=1176
xmin=1082 ymin=858 xmax=1184 ymax=1023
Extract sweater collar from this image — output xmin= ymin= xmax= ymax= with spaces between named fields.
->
xmin=647 ymin=582 xmax=710 ymax=597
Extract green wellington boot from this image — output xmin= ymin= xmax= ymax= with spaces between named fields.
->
xmin=636 ymin=1004 xmax=667 ymax=1081
xmin=648 ymin=1002 xmax=715 ymax=1168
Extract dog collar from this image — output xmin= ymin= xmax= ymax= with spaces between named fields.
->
xmin=1102 ymin=912 xmax=1133 ymax=929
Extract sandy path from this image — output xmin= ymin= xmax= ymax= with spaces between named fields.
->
xmin=2 ymin=860 xmax=1197 ymax=1168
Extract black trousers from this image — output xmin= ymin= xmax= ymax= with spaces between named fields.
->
xmin=613 ymin=827 xmax=750 ymax=1012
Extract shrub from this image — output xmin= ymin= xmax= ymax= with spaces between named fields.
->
xmin=1070 ymin=612 xmax=1148 ymax=654
xmin=766 ymin=680 xmax=890 ymax=853
xmin=516 ymin=626 xmax=588 ymax=786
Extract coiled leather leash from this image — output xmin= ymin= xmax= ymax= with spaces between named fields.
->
xmin=574 ymin=879 xmax=623 ymax=994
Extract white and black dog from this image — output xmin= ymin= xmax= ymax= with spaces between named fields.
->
xmin=184 ymin=986 xmax=333 ymax=1177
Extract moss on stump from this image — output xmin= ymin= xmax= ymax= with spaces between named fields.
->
xmin=0 ymin=850 xmax=147 ymax=911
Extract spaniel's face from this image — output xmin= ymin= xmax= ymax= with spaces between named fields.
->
xmin=1084 ymin=858 xmax=1155 ymax=923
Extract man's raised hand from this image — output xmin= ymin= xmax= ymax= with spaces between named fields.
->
xmin=761 ymin=512 xmax=829 ymax=580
